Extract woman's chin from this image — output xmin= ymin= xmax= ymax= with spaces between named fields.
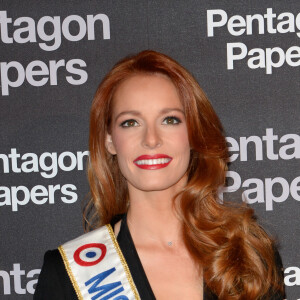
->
xmin=128 ymin=176 xmax=187 ymax=193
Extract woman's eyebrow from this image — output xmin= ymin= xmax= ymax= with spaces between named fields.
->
xmin=114 ymin=110 xmax=141 ymax=122
xmin=160 ymin=108 xmax=184 ymax=115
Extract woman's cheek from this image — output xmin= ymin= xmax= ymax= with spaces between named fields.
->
xmin=112 ymin=132 xmax=136 ymax=159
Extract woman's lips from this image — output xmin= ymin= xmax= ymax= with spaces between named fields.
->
xmin=133 ymin=154 xmax=172 ymax=170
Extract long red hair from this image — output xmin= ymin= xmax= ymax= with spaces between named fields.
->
xmin=85 ymin=50 xmax=284 ymax=299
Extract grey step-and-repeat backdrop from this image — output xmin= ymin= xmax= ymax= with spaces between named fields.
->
xmin=0 ymin=1 xmax=299 ymax=299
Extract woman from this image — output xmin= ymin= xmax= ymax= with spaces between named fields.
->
xmin=34 ymin=50 xmax=284 ymax=299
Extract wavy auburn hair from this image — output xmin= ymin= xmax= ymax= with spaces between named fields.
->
xmin=85 ymin=50 xmax=284 ymax=299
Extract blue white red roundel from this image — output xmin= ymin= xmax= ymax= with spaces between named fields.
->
xmin=73 ymin=243 xmax=107 ymax=266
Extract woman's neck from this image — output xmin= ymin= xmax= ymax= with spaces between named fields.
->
xmin=126 ymin=187 xmax=184 ymax=250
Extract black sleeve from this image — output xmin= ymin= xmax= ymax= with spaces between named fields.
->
xmin=33 ymin=250 xmax=77 ymax=300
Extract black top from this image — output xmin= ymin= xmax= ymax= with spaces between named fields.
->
xmin=34 ymin=214 xmax=283 ymax=299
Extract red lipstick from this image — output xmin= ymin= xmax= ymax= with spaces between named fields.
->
xmin=133 ymin=154 xmax=172 ymax=170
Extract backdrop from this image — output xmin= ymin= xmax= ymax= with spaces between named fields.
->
xmin=0 ymin=0 xmax=299 ymax=299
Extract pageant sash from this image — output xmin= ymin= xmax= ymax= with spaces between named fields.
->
xmin=58 ymin=225 xmax=140 ymax=300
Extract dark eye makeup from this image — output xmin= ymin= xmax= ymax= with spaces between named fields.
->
xmin=119 ymin=115 xmax=182 ymax=128
xmin=120 ymin=119 xmax=139 ymax=127
xmin=162 ymin=116 xmax=182 ymax=125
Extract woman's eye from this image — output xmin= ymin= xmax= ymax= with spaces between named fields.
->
xmin=120 ymin=119 xmax=139 ymax=127
xmin=162 ymin=116 xmax=181 ymax=125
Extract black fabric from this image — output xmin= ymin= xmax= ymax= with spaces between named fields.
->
xmin=33 ymin=250 xmax=77 ymax=300
xmin=34 ymin=214 xmax=283 ymax=300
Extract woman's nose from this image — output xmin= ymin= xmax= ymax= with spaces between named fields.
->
xmin=142 ymin=126 xmax=162 ymax=149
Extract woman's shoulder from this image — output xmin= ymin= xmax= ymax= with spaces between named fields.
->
xmin=34 ymin=224 xmax=115 ymax=299
xmin=33 ymin=249 xmax=77 ymax=300
xmin=38 ymin=249 xmax=65 ymax=276
xmin=42 ymin=248 xmax=61 ymax=263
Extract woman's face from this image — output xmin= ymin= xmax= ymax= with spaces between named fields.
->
xmin=106 ymin=73 xmax=190 ymax=193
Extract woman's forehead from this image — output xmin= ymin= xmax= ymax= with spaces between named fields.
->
xmin=111 ymin=73 xmax=182 ymax=115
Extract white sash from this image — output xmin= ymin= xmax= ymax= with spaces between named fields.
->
xmin=58 ymin=224 xmax=141 ymax=300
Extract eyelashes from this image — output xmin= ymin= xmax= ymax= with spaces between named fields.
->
xmin=162 ymin=116 xmax=181 ymax=125
xmin=120 ymin=116 xmax=182 ymax=128
xmin=120 ymin=119 xmax=139 ymax=127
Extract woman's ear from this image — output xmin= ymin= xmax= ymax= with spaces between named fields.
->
xmin=105 ymin=133 xmax=117 ymax=155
